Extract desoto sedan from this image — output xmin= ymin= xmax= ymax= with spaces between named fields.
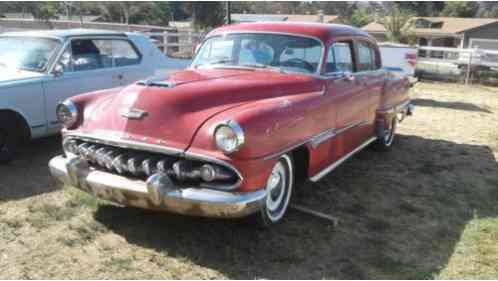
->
xmin=49 ymin=22 xmax=413 ymax=227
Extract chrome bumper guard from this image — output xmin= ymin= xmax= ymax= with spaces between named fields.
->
xmin=49 ymin=155 xmax=265 ymax=218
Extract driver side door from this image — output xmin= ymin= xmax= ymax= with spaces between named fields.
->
xmin=43 ymin=37 xmax=115 ymax=133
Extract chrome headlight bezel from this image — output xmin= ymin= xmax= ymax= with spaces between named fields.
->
xmin=56 ymin=100 xmax=78 ymax=128
xmin=214 ymin=120 xmax=245 ymax=154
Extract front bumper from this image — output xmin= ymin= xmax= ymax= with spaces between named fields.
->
xmin=49 ymin=155 xmax=266 ymax=218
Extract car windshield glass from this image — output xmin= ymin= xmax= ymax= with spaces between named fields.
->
xmin=0 ymin=37 xmax=61 ymax=72
xmin=192 ymin=33 xmax=323 ymax=74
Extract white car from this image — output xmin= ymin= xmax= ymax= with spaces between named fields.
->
xmin=378 ymin=42 xmax=418 ymax=78
xmin=0 ymin=29 xmax=190 ymax=162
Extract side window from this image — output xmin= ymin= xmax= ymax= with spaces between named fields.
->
xmin=357 ymin=41 xmax=376 ymax=72
xmin=112 ymin=40 xmax=141 ymax=67
xmin=58 ymin=48 xmax=73 ymax=72
xmin=326 ymin=42 xmax=354 ymax=73
xmin=71 ymin=39 xmax=112 ymax=71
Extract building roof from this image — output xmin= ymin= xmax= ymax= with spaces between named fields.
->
xmin=362 ymin=17 xmax=498 ymax=37
xmin=208 ymin=22 xmax=371 ymax=43
xmin=232 ymin=13 xmax=338 ymax=23
xmin=1 ymin=28 xmax=127 ymax=39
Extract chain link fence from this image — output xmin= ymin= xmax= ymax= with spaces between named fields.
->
xmin=416 ymin=46 xmax=498 ymax=86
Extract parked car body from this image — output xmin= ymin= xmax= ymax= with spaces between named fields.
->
xmin=0 ymin=29 xmax=189 ymax=162
xmin=49 ymin=23 xmax=413 ymax=226
xmin=378 ymin=42 xmax=418 ymax=79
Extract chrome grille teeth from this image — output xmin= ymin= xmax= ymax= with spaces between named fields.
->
xmin=95 ymin=147 xmax=110 ymax=167
xmin=142 ymin=157 xmax=160 ymax=176
xmin=127 ymin=155 xmax=146 ymax=176
xmin=112 ymin=154 xmax=128 ymax=174
xmin=103 ymin=150 xmax=119 ymax=170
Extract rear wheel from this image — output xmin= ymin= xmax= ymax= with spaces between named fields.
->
xmin=374 ymin=117 xmax=397 ymax=151
xmin=256 ymin=154 xmax=294 ymax=227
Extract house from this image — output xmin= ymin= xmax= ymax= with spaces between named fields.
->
xmin=231 ymin=12 xmax=338 ymax=24
xmin=362 ymin=17 xmax=498 ymax=50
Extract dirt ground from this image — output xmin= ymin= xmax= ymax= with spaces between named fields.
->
xmin=1 ymin=82 xmax=497 ymax=279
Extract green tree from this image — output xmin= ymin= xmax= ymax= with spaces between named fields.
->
xmin=381 ymin=5 xmax=416 ymax=45
xmin=183 ymin=2 xmax=225 ymax=30
xmin=350 ymin=8 xmax=372 ymax=27
xmin=441 ymin=1 xmax=479 ymax=17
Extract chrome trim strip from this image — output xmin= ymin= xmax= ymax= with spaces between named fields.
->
xmin=310 ymin=121 xmax=368 ymax=149
xmin=63 ymin=132 xmax=243 ymax=190
xmin=64 ymin=132 xmax=184 ymax=156
xmin=262 ymin=120 xmax=368 ymax=161
xmin=377 ymin=100 xmax=411 ymax=115
xmin=310 ymin=137 xmax=377 ymax=182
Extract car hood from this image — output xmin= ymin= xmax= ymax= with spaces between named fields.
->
xmin=0 ymin=67 xmax=44 ymax=85
xmin=76 ymin=68 xmax=320 ymax=151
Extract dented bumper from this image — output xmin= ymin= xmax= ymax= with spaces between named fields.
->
xmin=49 ymin=155 xmax=265 ymax=218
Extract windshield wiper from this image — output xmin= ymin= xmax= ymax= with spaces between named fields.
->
xmin=240 ymin=63 xmax=288 ymax=74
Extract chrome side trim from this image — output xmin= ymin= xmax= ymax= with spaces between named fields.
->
xmin=310 ymin=137 xmax=377 ymax=182
xmin=262 ymin=120 xmax=369 ymax=161
xmin=377 ymin=100 xmax=411 ymax=115
xmin=310 ymin=121 xmax=368 ymax=149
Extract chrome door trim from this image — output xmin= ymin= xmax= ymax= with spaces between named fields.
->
xmin=310 ymin=136 xmax=377 ymax=182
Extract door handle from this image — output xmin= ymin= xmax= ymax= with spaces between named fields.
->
xmin=117 ymin=74 xmax=124 ymax=80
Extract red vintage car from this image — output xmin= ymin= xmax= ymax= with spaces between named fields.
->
xmin=49 ymin=22 xmax=413 ymax=227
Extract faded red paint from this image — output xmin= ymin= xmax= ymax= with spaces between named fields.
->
xmin=64 ymin=23 xmax=410 ymax=192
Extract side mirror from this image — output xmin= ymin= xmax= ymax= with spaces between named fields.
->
xmin=52 ymin=63 xmax=64 ymax=78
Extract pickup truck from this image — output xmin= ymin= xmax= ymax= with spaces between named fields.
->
xmin=378 ymin=42 xmax=418 ymax=78
xmin=0 ymin=29 xmax=190 ymax=163
xmin=49 ymin=22 xmax=413 ymax=227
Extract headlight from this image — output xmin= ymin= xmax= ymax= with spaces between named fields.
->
xmin=214 ymin=120 xmax=245 ymax=154
xmin=56 ymin=100 xmax=78 ymax=128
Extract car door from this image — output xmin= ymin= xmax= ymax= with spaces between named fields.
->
xmin=324 ymin=40 xmax=368 ymax=160
xmin=43 ymin=37 xmax=115 ymax=132
xmin=354 ymin=40 xmax=384 ymax=139
xmin=111 ymin=39 xmax=146 ymax=86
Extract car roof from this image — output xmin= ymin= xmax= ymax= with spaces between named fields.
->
xmin=0 ymin=28 xmax=127 ymax=40
xmin=207 ymin=22 xmax=372 ymax=43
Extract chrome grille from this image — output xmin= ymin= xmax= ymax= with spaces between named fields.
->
xmin=65 ymin=139 xmax=178 ymax=179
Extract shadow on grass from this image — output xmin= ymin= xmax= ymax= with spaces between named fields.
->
xmin=0 ymin=135 xmax=62 ymax=201
xmin=94 ymin=134 xmax=498 ymax=279
xmin=413 ymin=98 xmax=492 ymax=113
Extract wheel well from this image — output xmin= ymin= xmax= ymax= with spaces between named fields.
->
xmin=0 ymin=110 xmax=31 ymax=142
xmin=291 ymin=145 xmax=309 ymax=185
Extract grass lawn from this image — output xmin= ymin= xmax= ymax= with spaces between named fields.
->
xmin=0 ymin=81 xmax=497 ymax=279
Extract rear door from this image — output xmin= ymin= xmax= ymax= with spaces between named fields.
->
xmin=354 ymin=40 xmax=385 ymax=139
xmin=323 ymin=40 xmax=366 ymax=163
xmin=110 ymin=39 xmax=145 ymax=86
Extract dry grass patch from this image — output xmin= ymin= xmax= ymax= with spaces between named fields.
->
xmin=0 ymin=81 xmax=497 ymax=279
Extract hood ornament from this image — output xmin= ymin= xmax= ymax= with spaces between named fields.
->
xmin=121 ymin=108 xmax=148 ymax=120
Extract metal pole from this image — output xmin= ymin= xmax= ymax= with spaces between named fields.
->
xmin=465 ymin=48 xmax=473 ymax=85
xmin=226 ymin=1 xmax=231 ymax=25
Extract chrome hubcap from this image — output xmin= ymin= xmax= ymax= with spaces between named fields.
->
xmin=384 ymin=119 xmax=396 ymax=146
xmin=265 ymin=155 xmax=293 ymax=222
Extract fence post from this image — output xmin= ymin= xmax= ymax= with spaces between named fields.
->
xmin=465 ymin=48 xmax=473 ymax=85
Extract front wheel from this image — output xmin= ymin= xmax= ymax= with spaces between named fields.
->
xmin=256 ymin=154 xmax=294 ymax=227
xmin=0 ymin=125 xmax=21 ymax=164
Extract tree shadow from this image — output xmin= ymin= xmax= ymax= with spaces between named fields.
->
xmin=413 ymin=98 xmax=493 ymax=113
xmin=0 ymin=135 xmax=62 ymax=201
xmin=94 ymin=134 xmax=498 ymax=279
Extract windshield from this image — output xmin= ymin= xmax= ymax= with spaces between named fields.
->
xmin=0 ymin=37 xmax=61 ymax=72
xmin=192 ymin=33 xmax=323 ymax=74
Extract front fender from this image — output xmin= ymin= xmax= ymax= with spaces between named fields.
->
xmin=187 ymin=89 xmax=325 ymax=191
